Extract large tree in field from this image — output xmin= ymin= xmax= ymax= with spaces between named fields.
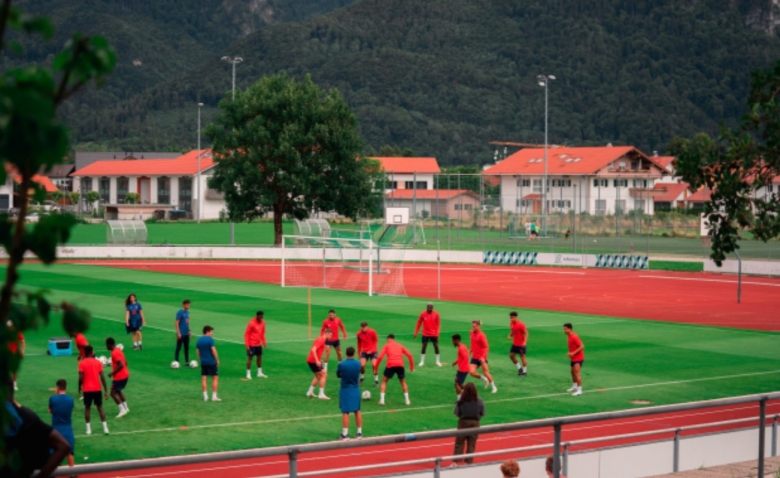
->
xmin=206 ymin=74 xmax=380 ymax=245
xmin=675 ymin=60 xmax=780 ymax=265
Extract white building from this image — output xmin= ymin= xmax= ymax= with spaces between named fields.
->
xmin=483 ymin=146 xmax=669 ymax=215
xmin=371 ymin=157 xmax=441 ymax=190
xmin=71 ymin=150 xmax=224 ymax=220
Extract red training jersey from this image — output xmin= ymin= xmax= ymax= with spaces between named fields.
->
xmin=510 ymin=320 xmax=527 ymax=346
xmin=75 ymin=333 xmax=89 ymax=359
xmin=470 ymin=330 xmax=489 ymax=360
xmin=111 ymin=348 xmax=129 ymax=381
xmin=377 ymin=342 xmax=414 ymax=370
xmin=78 ymin=357 xmax=103 ymax=392
xmin=568 ymin=333 xmax=585 ymax=362
xmin=415 ymin=310 xmax=441 ymax=337
xmin=320 ymin=317 xmax=346 ymax=340
xmin=456 ymin=343 xmax=470 ymax=372
xmin=356 ymin=328 xmax=379 ymax=355
xmin=244 ymin=319 xmax=267 ymax=348
xmin=307 ymin=336 xmax=327 ymax=364
xmin=7 ymin=331 xmax=23 ymax=355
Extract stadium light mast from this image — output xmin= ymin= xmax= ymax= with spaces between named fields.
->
xmin=537 ymin=74 xmax=555 ymax=236
xmin=221 ymin=56 xmax=244 ymax=244
xmin=197 ymin=102 xmax=204 ymax=224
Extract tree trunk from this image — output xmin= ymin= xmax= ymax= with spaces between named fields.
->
xmin=273 ymin=202 xmax=283 ymax=246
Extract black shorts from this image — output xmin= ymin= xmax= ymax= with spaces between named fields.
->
xmin=111 ymin=378 xmax=128 ymax=392
xmin=383 ymin=366 xmax=406 ymax=379
xmin=325 ymin=339 xmax=341 ymax=348
xmin=128 ymin=322 xmax=142 ymax=332
xmin=510 ymin=345 xmax=527 ymax=355
xmin=421 ymin=336 xmax=438 ymax=345
xmin=470 ymin=358 xmax=488 ymax=367
xmin=571 ymin=360 xmax=584 ymax=368
xmin=308 ymin=362 xmax=323 ymax=374
xmin=201 ymin=364 xmax=218 ymax=376
xmin=247 ymin=346 xmax=263 ymax=357
xmin=455 ymin=371 xmax=469 ymax=385
xmin=360 ymin=352 xmax=378 ymax=361
xmin=83 ymin=391 xmax=103 ymax=407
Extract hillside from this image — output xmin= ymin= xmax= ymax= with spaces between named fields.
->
xmin=44 ymin=0 xmax=780 ymax=163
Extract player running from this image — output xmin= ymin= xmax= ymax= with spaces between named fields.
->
xmin=508 ymin=311 xmax=528 ymax=376
xmin=8 ymin=328 xmax=24 ymax=391
xmin=77 ymin=345 xmax=109 ymax=435
xmin=356 ymin=321 xmax=379 ymax=387
xmin=469 ymin=320 xmax=497 ymax=393
xmin=197 ymin=326 xmax=221 ymax=401
xmin=377 ymin=334 xmax=414 ymax=406
xmin=106 ymin=337 xmax=130 ymax=418
xmin=125 ymin=293 xmax=146 ymax=350
xmin=244 ymin=311 xmax=268 ymax=379
xmin=451 ymin=334 xmax=470 ymax=400
xmin=414 ymin=302 xmax=442 ymax=367
xmin=320 ymin=310 xmax=347 ymax=370
xmin=175 ymin=299 xmax=194 ymax=367
xmin=307 ymin=329 xmax=332 ymax=400
xmin=564 ymin=323 xmax=585 ymax=396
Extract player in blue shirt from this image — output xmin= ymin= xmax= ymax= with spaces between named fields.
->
xmin=48 ymin=379 xmax=75 ymax=472
xmin=196 ymin=325 xmax=221 ymax=402
xmin=175 ymin=299 xmax=193 ymax=366
xmin=337 ymin=346 xmax=363 ymax=441
xmin=125 ymin=293 xmax=146 ymax=350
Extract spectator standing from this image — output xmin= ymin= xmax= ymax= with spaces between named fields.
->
xmin=452 ymin=382 xmax=485 ymax=465
xmin=337 ymin=346 xmax=362 ymax=440
xmin=48 ymin=379 xmax=76 ymax=471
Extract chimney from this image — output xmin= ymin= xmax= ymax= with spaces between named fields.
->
xmin=607 ymin=143 xmax=613 ymax=147
xmin=653 ymin=151 xmax=658 ymax=157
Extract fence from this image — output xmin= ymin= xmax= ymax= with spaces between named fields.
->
xmin=54 ymin=391 xmax=780 ymax=477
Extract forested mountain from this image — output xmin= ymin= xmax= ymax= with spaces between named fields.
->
xmin=13 ymin=0 xmax=780 ymax=164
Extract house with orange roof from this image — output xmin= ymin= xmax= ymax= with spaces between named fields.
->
xmin=370 ymin=157 xmax=441 ymax=191
xmin=385 ymin=189 xmax=479 ymax=220
xmin=0 ymin=164 xmax=59 ymax=211
xmin=482 ymin=146 xmax=669 ymax=215
xmin=652 ymin=181 xmax=693 ymax=210
xmin=71 ymin=150 xmax=224 ymax=220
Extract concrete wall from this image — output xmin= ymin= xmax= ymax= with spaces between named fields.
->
xmin=704 ymin=259 xmax=780 ymax=277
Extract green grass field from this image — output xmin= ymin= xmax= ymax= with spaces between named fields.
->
xmin=9 ymin=263 xmax=780 ymax=464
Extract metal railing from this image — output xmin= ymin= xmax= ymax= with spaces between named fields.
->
xmin=54 ymin=391 xmax=780 ymax=477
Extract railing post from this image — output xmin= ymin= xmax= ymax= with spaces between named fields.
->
xmin=563 ymin=442 xmax=570 ymax=476
xmin=758 ymin=397 xmax=767 ymax=477
xmin=553 ymin=422 xmax=562 ymax=478
xmin=772 ymin=415 xmax=778 ymax=457
xmin=433 ymin=457 xmax=441 ymax=478
xmin=673 ymin=428 xmax=681 ymax=472
xmin=289 ymin=448 xmax=298 ymax=478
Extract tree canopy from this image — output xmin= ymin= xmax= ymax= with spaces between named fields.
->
xmin=205 ymin=74 xmax=380 ymax=244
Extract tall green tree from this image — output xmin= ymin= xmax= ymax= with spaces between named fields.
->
xmin=206 ymin=74 xmax=380 ymax=244
xmin=0 ymin=0 xmax=114 ymax=466
xmin=675 ymin=60 xmax=780 ymax=265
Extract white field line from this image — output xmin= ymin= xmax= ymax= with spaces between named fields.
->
xmin=73 ymin=368 xmax=780 ymax=440
xmin=640 ymin=275 xmax=780 ymax=287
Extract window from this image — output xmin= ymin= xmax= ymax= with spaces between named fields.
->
xmin=614 ymin=179 xmax=628 ymax=188
xmin=615 ymin=199 xmax=626 ymax=213
xmin=517 ymin=179 xmax=531 ymax=187
xmin=388 ymin=181 xmax=398 ymax=190
xmin=634 ymin=199 xmax=646 ymax=211
xmin=404 ymin=181 xmax=427 ymax=189
xmin=0 ymin=194 xmax=9 ymax=210
xmin=464 ymin=204 xmax=473 ymax=210
xmin=117 ymin=177 xmax=129 ymax=203
xmin=179 ymin=177 xmax=193 ymax=212
xmin=99 ymin=177 xmax=110 ymax=203
xmin=81 ymin=177 xmax=92 ymax=195
xmin=158 ymin=176 xmax=170 ymax=204
xmin=532 ymin=179 xmax=542 ymax=193
xmin=618 ymin=161 xmax=627 ymax=171
xmin=631 ymin=161 xmax=639 ymax=171
xmin=595 ymin=200 xmax=606 ymax=215
xmin=593 ymin=179 xmax=608 ymax=187
xmin=633 ymin=179 xmax=648 ymax=188
xmin=551 ymin=179 xmax=571 ymax=187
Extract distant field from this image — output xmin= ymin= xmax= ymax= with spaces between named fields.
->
xmin=69 ymin=221 xmax=295 ymax=245
xmin=9 ymin=263 xmax=779 ymax=464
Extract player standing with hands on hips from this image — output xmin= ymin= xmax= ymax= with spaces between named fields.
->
xmin=244 ymin=311 xmax=268 ymax=379
xmin=125 ymin=293 xmax=146 ymax=350
xmin=564 ymin=323 xmax=584 ymax=396
xmin=321 ymin=310 xmax=347 ymax=370
xmin=508 ymin=311 xmax=528 ymax=376
xmin=175 ymin=299 xmax=193 ymax=367
xmin=414 ymin=302 xmax=442 ymax=366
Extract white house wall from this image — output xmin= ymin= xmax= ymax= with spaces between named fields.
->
xmin=385 ymin=173 xmax=435 ymax=190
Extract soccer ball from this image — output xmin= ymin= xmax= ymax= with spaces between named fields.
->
xmin=98 ymin=356 xmax=107 ymax=366
xmin=362 ymin=390 xmax=371 ymax=400
xmin=116 ymin=343 xmax=124 ymax=351
xmin=189 ymin=360 xmax=198 ymax=368
xmin=171 ymin=361 xmax=180 ymax=369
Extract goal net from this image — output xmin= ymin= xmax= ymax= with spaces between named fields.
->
xmin=281 ymin=234 xmax=406 ymax=296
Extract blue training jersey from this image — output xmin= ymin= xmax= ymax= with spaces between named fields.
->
xmin=49 ymin=394 xmax=74 ymax=428
xmin=127 ymin=303 xmax=142 ymax=322
xmin=196 ymin=336 xmax=216 ymax=365
xmin=176 ymin=309 xmax=190 ymax=336
xmin=337 ymin=359 xmax=361 ymax=389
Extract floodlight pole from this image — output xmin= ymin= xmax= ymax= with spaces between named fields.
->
xmin=222 ymin=56 xmax=244 ymax=244
xmin=538 ymin=74 xmax=555 ymax=237
xmin=197 ymin=102 xmax=203 ymax=224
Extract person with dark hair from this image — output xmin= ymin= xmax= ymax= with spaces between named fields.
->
xmin=3 ymin=380 xmax=70 ymax=478
xmin=452 ymin=382 xmax=485 ymax=465
xmin=106 ymin=337 xmax=130 ymax=417
xmin=508 ymin=311 xmax=528 ymax=376
xmin=501 ymin=459 xmax=521 ymax=477
xmin=125 ymin=293 xmax=146 ymax=350
xmin=49 ymin=378 xmax=76 ymax=472
xmin=356 ymin=321 xmax=379 ymax=386
xmin=175 ymin=299 xmax=193 ymax=367
xmin=451 ymin=334 xmax=470 ymax=399
xmin=306 ymin=329 xmax=332 ymax=400
xmin=563 ymin=323 xmax=584 ymax=396
xmin=320 ymin=309 xmax=347 ymax=370
xmin=545 ymin=454 xmax=566 ymax=477
xmin=337 ymin=346 xmax=362 ymax=440
xmin=197 ymin=325 xmax=220 ymax=401
xmin=469 ymin=321 xmax=497 ymax=393
xmin=377 ymin=334 xmax=414 ymax=406
xmin=244 ymin=311 xmax=268 ymax=379
xmin=414 ymin=302 xmax=442 ymax=367
xmin=77 ymin=345 xmax=109 ymax=435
